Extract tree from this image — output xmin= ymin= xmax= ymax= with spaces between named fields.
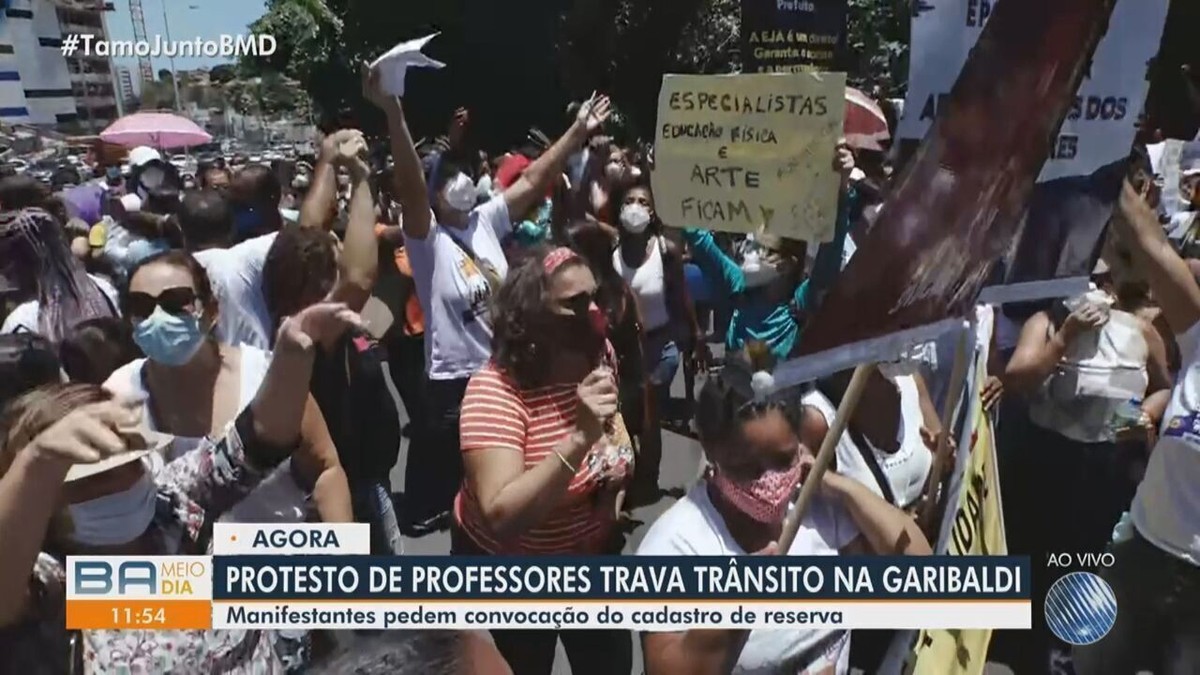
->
xmin=239 ymin=0 xmax=913 ymax=146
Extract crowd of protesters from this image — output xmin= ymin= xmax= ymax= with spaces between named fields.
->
xmin=0 ymin=56 xmax=1197 ymax=675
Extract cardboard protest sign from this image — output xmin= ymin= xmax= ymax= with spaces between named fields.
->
xmin=782 ymin=0 xmax=1119 ymax=384
xmin=900 ymin=0 xmax=1170 ymax=304
xmin=741 ymin=0 xmax=848 ymax=74
xmin=651 ymin=73 xmax=845 ymax=242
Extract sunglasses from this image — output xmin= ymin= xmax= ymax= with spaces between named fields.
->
xmin=556 ymin=289 xmax=598 ymax=317
xmin=126 ymin=287 xmax=199 ymax=319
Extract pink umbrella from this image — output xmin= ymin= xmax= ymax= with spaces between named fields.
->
xmin=844 ymin=87 xmax=890 ymax=151
xmin=100 ymin=112 xmax=212 ymax=149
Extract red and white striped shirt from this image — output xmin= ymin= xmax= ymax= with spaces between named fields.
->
xmin=454 ymin=361 xmax=632 ymax=554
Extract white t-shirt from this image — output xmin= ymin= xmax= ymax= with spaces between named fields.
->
xmin=103 ymin=345 xmax=308 ymax=523
xmin=808 ymin=380 xmax=932 ymax=510
xmin=193 ymin=233 xmax=278 ymax=350
xmin=637 ymin=482 xmax=855 ymax=674
xmin=1132 ymin=320 xmax=1200 ymax=564
xmin=407 ymin=196 xmax=512 ymax=380
xmin=1 ymin=274 xmax=120 ymax=334
xmin=638 ymin=389 xmax=858 ymax=675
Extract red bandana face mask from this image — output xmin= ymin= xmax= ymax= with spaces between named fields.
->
xmin=710 ymin=459 xmax=804 ymax=525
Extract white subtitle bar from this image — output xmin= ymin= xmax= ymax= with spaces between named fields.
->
xmin=211 ymin=600 xmax=1032 ymax=631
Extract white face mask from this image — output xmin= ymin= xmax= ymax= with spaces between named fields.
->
xmin=442 ymin=172 xmax=477 ymax=213
xmin=67 ymin=467 xmax=157 ymax=547
xmin=619 ymin=204 xmax=652 ymax=234
xmin=740 ymin=250 xmax=782 ymax=289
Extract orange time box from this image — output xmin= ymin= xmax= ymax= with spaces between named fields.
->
xmin=67 ymin=599 xmax=211 ymax=630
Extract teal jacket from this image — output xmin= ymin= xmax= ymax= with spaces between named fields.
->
xmin=683 ymin=187 xmax=858 ymax=360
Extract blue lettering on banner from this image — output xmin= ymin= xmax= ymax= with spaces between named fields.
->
xmin=1163 ymin=413 xmax=1200 ymax=446
xmin=211 ymin=556 xmax=1031 ymax=601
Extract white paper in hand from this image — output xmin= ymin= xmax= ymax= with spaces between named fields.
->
xmin=370 ymin=32 xmax=445 ymax=97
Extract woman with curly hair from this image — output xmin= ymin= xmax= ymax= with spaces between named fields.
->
xmin=451 ymin=246 xmax=634 ymax=675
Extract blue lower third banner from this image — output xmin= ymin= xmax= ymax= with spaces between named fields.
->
xmin=207 ymin=556 xmax=1031 ymax=631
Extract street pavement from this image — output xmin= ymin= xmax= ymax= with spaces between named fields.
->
xmin=385 ymin=358 xmax=1014 ymax=675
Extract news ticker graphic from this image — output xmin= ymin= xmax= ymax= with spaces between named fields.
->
xmin=66 ymin=524 xmax=1032 ymax=632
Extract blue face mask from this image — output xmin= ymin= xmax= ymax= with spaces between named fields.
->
xmin=513 ymin=199 xmax=553 ymax=247
xmin=132 ymin=307 xmax=206 ymax=366
xmin=233 ymin=207 xmax=265 ymax=237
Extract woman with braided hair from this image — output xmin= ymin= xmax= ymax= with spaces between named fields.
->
xmin=637 ymin=344 xmax=930 ymax=675
xmin=0 ymin=207 xmax=118 ymax=342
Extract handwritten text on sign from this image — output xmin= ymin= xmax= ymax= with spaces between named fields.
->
xmin=651 ymin=73 xmax=845 ymax=242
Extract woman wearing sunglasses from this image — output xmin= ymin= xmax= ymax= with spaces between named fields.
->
xmin=102 ymin=250 xmax=353 ymax=524
xmin=0 ymin=301 xmax=360 ymax=674
xmin=452 ymin=247 xmax=634 ymax=674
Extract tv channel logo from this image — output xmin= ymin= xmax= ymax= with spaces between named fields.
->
xmin=1044 ymin=571 xmax=1117 ymax=646
xmin=67 ymin=556 xmax=212 ymax=600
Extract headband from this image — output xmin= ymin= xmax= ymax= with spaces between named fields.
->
xmin=543 ymin=247 xmax=579 ymax=275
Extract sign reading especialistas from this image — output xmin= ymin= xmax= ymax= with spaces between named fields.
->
xmin=651 ymin=73 xmax=845 ymax=242
xmin=740 ymin=0 xmax=848 ymax=74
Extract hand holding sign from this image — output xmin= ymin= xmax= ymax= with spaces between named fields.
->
xmin=369 ymin=32 xmax=446 ymax=98
xmin=650 ymin=73 xmax=845 ymax=242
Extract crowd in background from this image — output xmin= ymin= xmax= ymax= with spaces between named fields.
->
xmin=0 ymin=59 xmax=1197 ymax=675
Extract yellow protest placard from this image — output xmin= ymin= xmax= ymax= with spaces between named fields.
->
xmin=906 ymin=350 xmax=1007 ymax=675
xmin=650 ymin=72 xmax=845 ymax=242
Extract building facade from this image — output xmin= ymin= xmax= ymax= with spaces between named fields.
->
xmin=58 ymin=0 xmax=119 ymax=131
xmin=0 ymin=0 xmax=118 ymax=132
xmin=115 ymin=63 xmax=134 ymax=110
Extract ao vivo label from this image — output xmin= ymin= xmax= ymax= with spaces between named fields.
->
xmin=67 ymin=556 xmax=212 ymax=600
xmin=1046 ymin=552 xmax=1116 ymax=569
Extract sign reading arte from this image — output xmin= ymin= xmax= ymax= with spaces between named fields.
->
xmin=741 ymin=0 xmax=848 ymax=74
xmin=651 ymin=73 xmax=845 ymax=242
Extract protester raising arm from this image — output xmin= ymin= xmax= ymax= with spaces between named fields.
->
xmin=327 ymin=132 xmax=380 ymax=313
xmin=0 ymin=397 xmax=139 ymax=626
xmin=0 ymin=303 xmax=359 ymax=627
xmin=1004 ymin=308 xmax=1104 ymax=395
xmin=1112 ymin=178 xmax=1200 ymax=336
xmin=364 ymin=62 xmax=431 ymax=241
xmin=300 ymin=129 xmax=361 ymax=231
xmin=502 ymin=96 xmax=613 ymax=222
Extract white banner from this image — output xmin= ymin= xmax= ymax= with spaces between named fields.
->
xmin=899 ymin=0 xmax=1169 ymax=182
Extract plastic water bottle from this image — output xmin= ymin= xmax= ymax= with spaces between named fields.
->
xmin=1109 ymin=398 xmax=1145 ymax=434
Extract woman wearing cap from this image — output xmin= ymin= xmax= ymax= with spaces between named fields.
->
xmin=103 ymin=250 xmax=353 ymax=524
xmin=0 ymin=301 xmax=359 ymax=673
xmin=682 ymin=143 xmax=858 ymax=361
xmin=637 ymin=346 xmax=931 ymax=675
xmin=453 ymin=247 xmax=634 ymax=674
xmin=0 ymin=207 xmax=119 ymax=342
xmin=363 ymin=63 xmax=613 ymax=534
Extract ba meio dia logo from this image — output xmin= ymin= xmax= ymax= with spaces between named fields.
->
xmin=1044 ymin=571 xmax=1117 ymax=646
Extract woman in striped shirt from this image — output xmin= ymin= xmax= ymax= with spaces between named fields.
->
xmin=452 ymin=246 xmax=634 ymax=675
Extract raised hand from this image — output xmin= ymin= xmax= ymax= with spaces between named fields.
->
xmin=576 ymin=94 xmax=613 ymax=134
xmin=277 ymin=302 xmax=363 ymax=350
xmin=28 ymin=400 xmax=142 ymax=467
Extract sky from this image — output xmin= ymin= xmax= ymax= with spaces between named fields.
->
xmin=103 ymin=0 xmax=268 ymax=78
